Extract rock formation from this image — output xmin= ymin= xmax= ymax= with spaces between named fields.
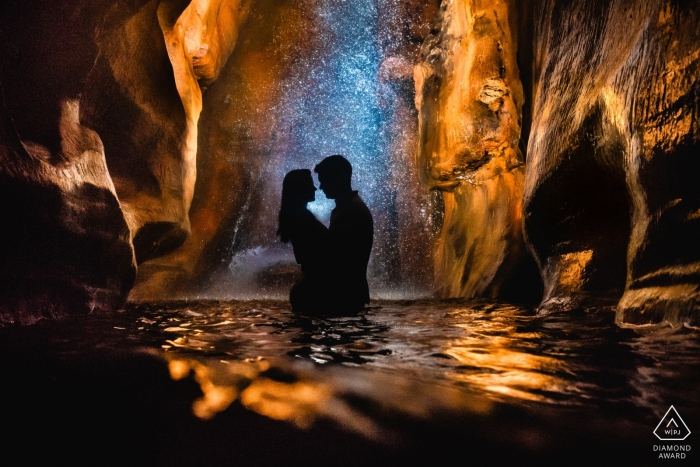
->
xmin=80 ymin=0 xmax=250 ymax=267
xmin=129 ymin=0 xmax=317 ymax=299
xmin=0 ymin=1 xmax=136 ymax=324
xmin=0 ymin=0 xmax=246 ymax=322
xmin=524 ymin=0 xmax=700 ymax=326
xmin=414 ymin=0 xmax=541 ymax=301
xmin=414 ymin=0 xmax=700 ymax=324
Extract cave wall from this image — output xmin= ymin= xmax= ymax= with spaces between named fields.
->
xmin=80 ymin=0 xmax=249 ymax=265
xmin=129 ymin=0 xmax=317 ymax=299
xmin=0 ymin=0 xmax=137 ymax=324
xmin=0 ymin=0 xmax=244 ymax=322
xmin=416 ymin=0 xmax=700 ymax=323
xmin=414 ymin=0 xmax=541 ymax=300
xmin=524 ymin=0 xmax=700 ymax=326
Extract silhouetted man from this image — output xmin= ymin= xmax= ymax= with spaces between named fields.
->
xmin=314 ymin=155 xmax=373 ymax=312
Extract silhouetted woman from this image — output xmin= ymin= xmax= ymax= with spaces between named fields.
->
xmin=277 ymin=169 xmax=330 ymax=313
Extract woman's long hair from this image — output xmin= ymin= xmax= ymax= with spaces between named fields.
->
xmin=277 ymin=169 xmax=313 ymax=243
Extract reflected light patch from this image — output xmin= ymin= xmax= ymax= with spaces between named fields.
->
xmin=166 ymin=357 xmax=383 ymax=438
xmin=240 ymin=379 xmax=331 ymax=428
xmin=442 ymin=308 xmax=573 ymax=403
xmin=164 ymin=354 xmax=492 ymax=442
xmin=445 ymin=343 xmax=571 ymax=402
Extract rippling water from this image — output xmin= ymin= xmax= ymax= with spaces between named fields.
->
xmin=2 ymin=298 xmax=698 ymax=463
xmin=124 ymin=299 xmax=699 ymax=423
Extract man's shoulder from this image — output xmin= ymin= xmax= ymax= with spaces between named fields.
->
xmin=350 ymin=192 xmax=369 ymax=208
xmin=348 ymin=193 xmax=373 ymax=220
xmin=330 ymin=192 xmax=373 ymax=229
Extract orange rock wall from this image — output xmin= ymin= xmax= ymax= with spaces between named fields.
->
xmin=129 ymin=0 xmax=316 ymax=299
xmin=524 ymin=0 xmax=700 ymax=326
xmin=81 ymin=0 xmax=249 ymax=266
xmin=415 ymin=0 xmax=540 ymax=300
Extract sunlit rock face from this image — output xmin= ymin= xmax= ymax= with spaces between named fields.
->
xmin=524 ymin=0 xmax=700 ymax=326
xmin=80 ymin=0 xmax=248 ymax=266
xmin=415 ymin=0 xmax=540 ymax=300
xmin=0 ymin=1 xmax=135 ymax=324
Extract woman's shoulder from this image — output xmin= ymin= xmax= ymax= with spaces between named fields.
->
xmin=290 ymin=208 xmax=327 ymax=233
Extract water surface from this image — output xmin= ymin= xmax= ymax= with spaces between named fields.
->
xmin=3 ymin=298 xmax=698 ymax=463
xmin=124 ymin=299 xmax=699 ymax=426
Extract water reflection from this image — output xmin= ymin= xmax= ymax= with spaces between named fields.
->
xmin=165 ymin=353 xmax=492 ymax=442
xmin=6 ymin=299 xmax=682 ymax=462
xmin=127 ymin=299 xmax=700 ymax=426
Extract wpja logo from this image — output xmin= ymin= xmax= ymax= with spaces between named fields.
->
xmin=653 ymin=405 xmax=691 ymax=459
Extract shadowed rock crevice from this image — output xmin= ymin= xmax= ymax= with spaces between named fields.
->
xmin=0 ymin=0 xmax=244 ymax=322
xmin=525 ymin=105 xmax=632 ymax=312
xmin=0 ymin=1 xmax=138 ymax=324
xmin=525 ymin=0 xmax=700 ymax=326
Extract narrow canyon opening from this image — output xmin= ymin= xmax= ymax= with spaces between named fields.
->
xmin=115 ymin=0 xmax=443 ymax=302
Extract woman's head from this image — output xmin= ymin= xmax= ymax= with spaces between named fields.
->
xmin=278 ymin=169 xmax=317 ymax=242
xmin=281 ymin=169 xmax=316 ymax=207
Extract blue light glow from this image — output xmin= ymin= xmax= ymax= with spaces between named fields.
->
xmin=276 ymin=0 xmax=383 ymax=220
xmin=216 ymin=0 xmax=434 ymax=298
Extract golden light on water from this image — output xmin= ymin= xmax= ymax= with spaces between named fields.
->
xmin=169 ymin=359 xmax=239 ymax=419
xmin=167 ymin=357 xmax=387 ymax=437
xmin=161 ymin=303 xmax=576 ymax=420
xmin=166 ymin=350 xmax=494 ymax=439
xmin=240 ymin=379 xmax=332 ymax=429
xmin=443 ymin=317 xmax=571 ymax=403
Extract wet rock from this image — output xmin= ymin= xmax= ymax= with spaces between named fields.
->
xmin=129 ymin=0 xmax=317 ymax=299
xmin=80 ymin=0 xmax=249 ymax=266
xmin=414 ymin=0 xmax=541 ymax=300
xmin=523 ymin=0 xmax=700 ymax=326
xmin=0 ymin=0 xmax=136 ymax=324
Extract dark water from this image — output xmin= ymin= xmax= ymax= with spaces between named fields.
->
xmin=125 ymin=299 xmax=699 ymax=422
xmin=2 ymin=299 xmax=698 ymax=463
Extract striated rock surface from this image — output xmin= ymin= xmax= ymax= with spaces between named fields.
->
xmin=80 ymin=0 xmax=249 ymax=266
xmin=0 ymin=1 xmax=136 ymax=324
xmin=524 ymin=0 xmax=700 ymax=326
xmin=415 ymin=0 xmax=540 ymax=300
xmin=129 ymin=0 xmax=314 ymax=299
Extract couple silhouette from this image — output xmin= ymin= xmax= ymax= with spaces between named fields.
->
xmin=278 ymin=155 xmax=373 ymax=315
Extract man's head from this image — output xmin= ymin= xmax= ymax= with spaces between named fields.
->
xmin=314 ymin=155 xmax=352 ymax=199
